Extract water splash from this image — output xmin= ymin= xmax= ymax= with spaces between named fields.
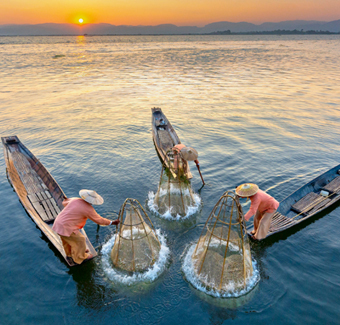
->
xmin=101 ymin=229 xmax=170 ymax=285
xmin=147 ymin=191 xmax=201 ymax=221
xmin=182 ymin=244 xmax=260 ymax=298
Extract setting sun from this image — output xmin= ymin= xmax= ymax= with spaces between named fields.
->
xmin=78 ymin=18 xmax=83 ymax=24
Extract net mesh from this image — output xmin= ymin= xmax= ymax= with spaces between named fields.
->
xmin=111 ymin=198 xmax=161 ymax=272
xmin=192 ymin=191 xmax=253 ymax=293
xmin=154 ymin=164 xmax=196 ymax=218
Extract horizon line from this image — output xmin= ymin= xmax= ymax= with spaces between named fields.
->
xmin=1 ymin=18 xmax=339 ymax=27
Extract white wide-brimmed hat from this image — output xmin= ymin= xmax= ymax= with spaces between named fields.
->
xmin=180 ymin=147 xmax=198 ymax=161
xmin=235 ymin=183 xmax=259 ymax=197
xmin=79 ymin=189 xmax=104 ymax=205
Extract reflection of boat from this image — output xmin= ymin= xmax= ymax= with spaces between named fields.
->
xmin=248 ymin=166 xmax=340 ymax=240
xmin=151 ymin=107 xmax=192 ymax=179
xmin=2 ymin=136 xmax=97 ymax=266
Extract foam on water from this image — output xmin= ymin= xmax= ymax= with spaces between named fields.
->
xmin=101 ymin=229 xmax=170 ymax=285
xmin=147 ymin=191 xmax=201 ymax=221
xmin=182 ymin=244 xmax=260 ymax=298
xmin=156 ymin=185 xmax=192 ymax=196
xmin=206 ymin=237 xmax=241 ymax=252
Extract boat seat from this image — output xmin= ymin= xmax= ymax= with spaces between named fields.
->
xmin=322 ymin=176 xmax=340 ymax=194
xmin=291 ymin=192 xmax=331 ymax=215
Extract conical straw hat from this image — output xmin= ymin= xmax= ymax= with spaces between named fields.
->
xmin=180 ymin=147 xmax=198 ymax=161
xmin=79 ymin=189 xmax=104 ymax=205
xmin=235 ymin=183 xmax=259 ymax=197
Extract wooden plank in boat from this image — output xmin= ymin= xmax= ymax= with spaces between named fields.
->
xmin=308 ymin=197 xmax=331 ymax=215
xmin=41 ymin=200 xmax=54 ymax=221
xmin=50 ymin=199 xmax=61 ymax=214
xmin=40 ymin=191 xmax=48 ymax=200
xmin=269 ymin=212 xmax=295 ymax=230
xmin=45 ymin=199 xmax=58 ymax=218
xmin=158 ymin=129 xmax=174 ymax=151
xmin=36 ymin=192 xmax=44 ymax=201
xmin=27 ymin=193 xmax=39 ymax=203
xmin=323 ymin=176 xmax=340 ymax=193
xmin=28 ymin=191 xmax=57 ymax=220
xmin=44 ymin=190 xmax=52 ymax=198
xmin=291 ymin=192 xmax=325 ymax=214
xmin=30 ymin=200 xmax=50 ymax=222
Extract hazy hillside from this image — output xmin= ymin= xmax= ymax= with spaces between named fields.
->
xmin=0 ymin=20 xmax=339 ymax=36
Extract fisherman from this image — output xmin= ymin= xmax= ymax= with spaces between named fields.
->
xmin=52 ymin=189 xmax=120 ymax=264
xmin=172 ymin=144 xmax=199 ymax=172
xmin=236 ymin=183 xmax=279 ymax=240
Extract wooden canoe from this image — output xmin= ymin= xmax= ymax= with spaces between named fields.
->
xmin=151 ymin=107 xmax=193 ymax=179
xmin=247 ymin=165 xmax=340 ymax=240
xmin=2 ymin=136 xmax=97 ymax=266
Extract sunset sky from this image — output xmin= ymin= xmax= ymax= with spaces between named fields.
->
xmin=0 ymin=0 xmax=339 ymax=25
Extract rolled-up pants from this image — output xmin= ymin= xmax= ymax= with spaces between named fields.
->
xmin=253 ymin=210 xmax=276 ymax=240
xmin=59 ymin=231 xmax=88 ymax=264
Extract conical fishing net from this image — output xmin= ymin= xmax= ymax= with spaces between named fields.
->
xmin=154 ymin=164 xmax=197 ymax=218
xmin=111 ymin=198 xmax=161 ymax=272
xmin=191 ymin=191 xmax=253 ymax=293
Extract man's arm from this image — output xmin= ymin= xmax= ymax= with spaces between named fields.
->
xmin=244 ymin=197 xmax=260 ymax=221
xmin=87 ymin=209 xmax=119 ymax=226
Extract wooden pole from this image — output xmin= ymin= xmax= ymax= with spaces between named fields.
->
xmin=195 ymin=161 xmax=205 ymax=185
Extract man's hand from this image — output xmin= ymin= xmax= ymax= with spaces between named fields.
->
xmin=111 ymin=219 xmax=120 ymax=226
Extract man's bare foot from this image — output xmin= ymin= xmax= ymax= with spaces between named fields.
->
xmin=85 ymin=254 xmax=93 ymax=260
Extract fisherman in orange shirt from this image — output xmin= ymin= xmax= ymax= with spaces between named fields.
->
xmin=52 ymin=189 xmax=119 ymax=264
xmin=236 ymin=183 xmax=279 ymax=240
xmin=172 ymin=144 xmax=199 ymax=173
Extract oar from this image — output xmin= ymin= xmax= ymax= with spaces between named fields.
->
xmin=194 ymin=160 xmax=205 ymax=186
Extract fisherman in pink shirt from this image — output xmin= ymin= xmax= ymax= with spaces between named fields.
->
xmin=172 ymin=144 xmax=200 ymax=175
xmin=236 ymin=183 xmax=279 ymax=240
xmin=52 ymin=189 xmax=119 ymax=264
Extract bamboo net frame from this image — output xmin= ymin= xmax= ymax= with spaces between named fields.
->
xmin=111 ymin=198 xmax=161 ymax=272
xmin=192 ymin=191 xmax=253 ymax=292
xmin=154 ymin=151 xmax=196 ymax=218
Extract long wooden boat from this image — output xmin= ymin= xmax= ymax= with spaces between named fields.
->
xmin=151 ymin=107 xmax=193 ymax=179
xmin=247 ymin=165 xmax=340 ymax=240
xmin=2 ymin=136 xmax=97 ymax=266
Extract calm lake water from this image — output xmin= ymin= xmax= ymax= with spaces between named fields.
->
xmin=1 ymin=35 xmax=340 ymax=324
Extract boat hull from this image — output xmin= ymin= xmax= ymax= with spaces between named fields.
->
xmin=2 ymin=136 xmax=97 ymax=266
xmin=151 ymin=107 xmax=193 ymax=179
xmin=247 ymin=164 xmax=340 ymax=240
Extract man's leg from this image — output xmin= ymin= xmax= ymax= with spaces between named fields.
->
xmin=253 ymin=210 xmax=262 ymax=234
xmin=255 ymin=210 xmax=276 ymax=240
xmin=60 ymin=232 xmax=88 ymax=264
xmin=60 ymin=237 xmax=72 ymax=257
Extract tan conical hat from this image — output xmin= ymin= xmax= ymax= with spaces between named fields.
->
xmin=180 ymin=147 xmax=198 ymax=161
xmin=235 ymin=183 xmax=259 ymax=197
xmin=79 ymin=189 xmax=104 ymax=205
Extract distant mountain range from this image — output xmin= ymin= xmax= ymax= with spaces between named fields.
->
xmin=0 ymin=20 xmax=339 ymax=36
